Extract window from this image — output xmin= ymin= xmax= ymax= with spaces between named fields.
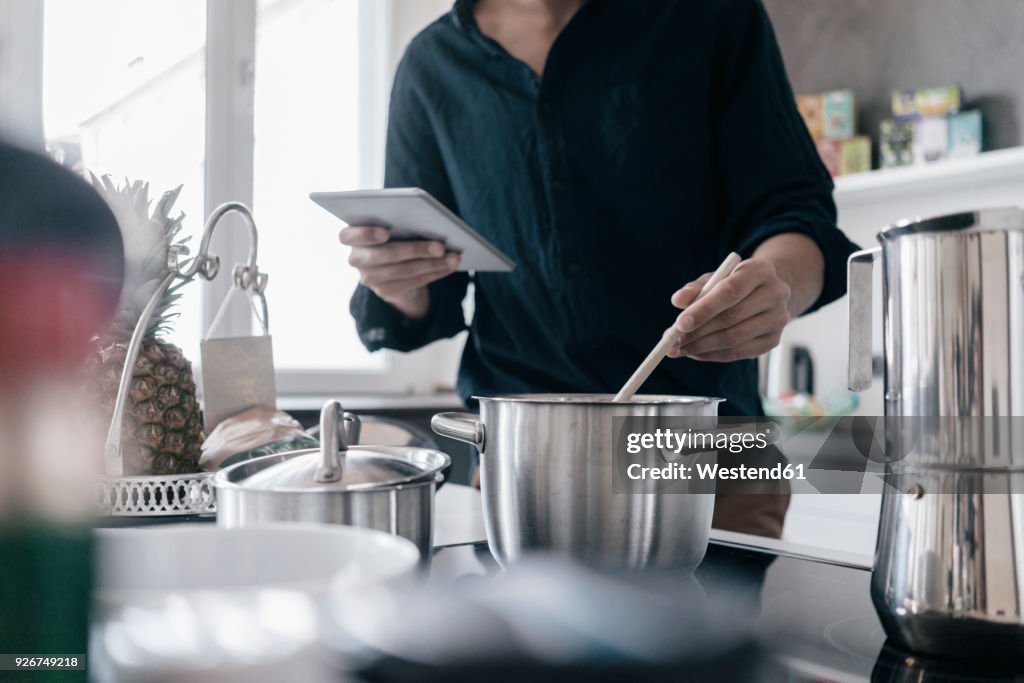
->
xmin=15 ymin=0 xmax=462 ymax=396
xmin=42 ymin=0 xmax=206 ymax=361
xmin=253 ymin=0 xmax=382 ymax=371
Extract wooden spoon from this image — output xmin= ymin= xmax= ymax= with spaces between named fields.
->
xmin=613 ymin=252 xmax=743 ymax=402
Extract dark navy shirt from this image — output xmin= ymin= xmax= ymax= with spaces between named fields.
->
xmin=350 ymin=0 xmax=859 ymax=416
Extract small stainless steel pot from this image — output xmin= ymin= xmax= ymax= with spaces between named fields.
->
xmin=432 ymin=394 xmax=722 ymax=571
xmin=214 ymin=401 xmax=450 ymax=558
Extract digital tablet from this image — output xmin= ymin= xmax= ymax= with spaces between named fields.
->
xmin=309 ymin=188 xmax=515 ymax=272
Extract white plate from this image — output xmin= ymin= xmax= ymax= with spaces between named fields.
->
xmin=95 ymin=523 xmax=419 ymax=607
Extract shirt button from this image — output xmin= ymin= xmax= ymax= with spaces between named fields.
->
xmin=567 ymin=263 xmax=582 ymax=275
xmin=542 ymin=101 xmax=553 ymax=113
xmin=552 ymin=180 xmax=565 ymax=191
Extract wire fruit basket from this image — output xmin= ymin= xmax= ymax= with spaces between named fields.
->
xmin=98 ymin=202 xmax=268 ymax=517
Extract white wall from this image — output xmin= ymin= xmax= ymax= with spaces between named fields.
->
xmin=387 ymin=0 xmax=451 ymax=75
xmin=0 ymin=0 xmax=44 ymax=148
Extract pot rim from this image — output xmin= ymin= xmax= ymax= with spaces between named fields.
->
xmin=472 ymin=393 xmax=725 ymax=406
xmin=879 ymin=206 xmax=1024 ymax=242
xmin=212 ymin=445 xmax=450 ymax=494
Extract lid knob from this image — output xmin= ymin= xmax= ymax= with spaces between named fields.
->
xmin=314 ymin=400 xmax=361 ymax=484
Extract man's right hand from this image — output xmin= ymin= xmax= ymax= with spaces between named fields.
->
xmin=339 ymin=226 xmax=461 ymax=320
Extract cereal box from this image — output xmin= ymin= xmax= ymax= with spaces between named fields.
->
xmin=914 ymin=86 xmax=961 ymax=117
xmin=892 ymin=90 xmax=918 ymax=119
xmin=839 ymin=136 xmax=871 ymax=175
xmin=796 ymin=94 xmax=824 ymax=140
xmin=815 ymin=139 xmax=841 ymax=177
xmin=880 ymin=119 xmax=914 ymax=169
xmin=913 ymin=116 xmax=949 ymax=165
xmin=816 ymin=136 xmax=871 ymax=177
xmin=822 ymin=90 xmax=855 ymax=140
xmin=947 ymin=110 xmax=983 ymax=159
xmin=892 ymin=85 xmax=962 ymax=119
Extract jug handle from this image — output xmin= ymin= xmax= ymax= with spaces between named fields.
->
xmin=848 ymin=247 xmax=880 ymax=392
xmin=432 ymin=412 xmax=485 ymax=452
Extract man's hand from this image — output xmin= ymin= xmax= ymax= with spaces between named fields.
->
xmin=666 ymin=234 xmax=824 ymax=362
xmin=340 ymin=226 xmax=460 ymax=320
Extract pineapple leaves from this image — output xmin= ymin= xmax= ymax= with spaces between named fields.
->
xmin=88 ymin=173 xmax=193 ymax=341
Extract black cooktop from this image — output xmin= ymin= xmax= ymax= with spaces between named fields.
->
xmin=430 ymin=541 xmax=1024 ymax=682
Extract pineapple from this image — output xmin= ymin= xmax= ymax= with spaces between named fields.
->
xmin=84 ymin=176 xmax=203 ymax=476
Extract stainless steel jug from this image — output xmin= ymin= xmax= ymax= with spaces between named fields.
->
xmin=848 ymin=207 xmax=1024 ymax=659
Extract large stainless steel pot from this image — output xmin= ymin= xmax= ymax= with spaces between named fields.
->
xmin=432 ymin=394 xmax=722 ymax=571
xmin=848 ymin=207 xmax=1024 ymax=659
xmin=214 ymin=401 xmax=450 ymax=558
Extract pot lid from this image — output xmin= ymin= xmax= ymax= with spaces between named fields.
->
xmin=234 ymin=401 xmax=449 ymax=493
xmin=240 ymin=448 xmax=446 ymax=492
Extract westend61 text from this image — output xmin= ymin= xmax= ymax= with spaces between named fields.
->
xmin=626 ymin=462 xmax=806 ymax=481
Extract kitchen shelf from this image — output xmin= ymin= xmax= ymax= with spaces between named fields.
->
xmin=834 ymin=146 xmax=1024 ymax=206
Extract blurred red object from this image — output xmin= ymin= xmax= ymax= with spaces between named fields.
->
xmin=0 ymin=249 xmax=115 ymax=380
xmin=0 ymin=142 xmax=124 ymax=383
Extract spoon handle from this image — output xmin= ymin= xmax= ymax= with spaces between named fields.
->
xmin=613 ymin=252 xmax=742 ymax=402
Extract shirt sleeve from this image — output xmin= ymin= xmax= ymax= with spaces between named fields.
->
xmin=349 ymin=53 xmax=470 ymax=353
xmin=711 ymin=0 xmax=860 ymax=314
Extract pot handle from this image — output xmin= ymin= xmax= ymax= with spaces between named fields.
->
xmin=848 ymin=247 xmax=880 ymax=392
xmin=431 ymin=412 xmax=485 ymax=451
xmin=315 ymin=400 xmax=361 ymax=483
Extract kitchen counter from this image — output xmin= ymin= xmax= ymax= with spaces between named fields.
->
xmin=94 ymin=485 xmax=1022 ymax=680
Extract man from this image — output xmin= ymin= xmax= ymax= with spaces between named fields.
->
xmin=341 ymin=0 xmax=858 ymax=418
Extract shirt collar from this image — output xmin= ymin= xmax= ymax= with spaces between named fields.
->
xmin=451 ymin=0 xmax=474 ymax=32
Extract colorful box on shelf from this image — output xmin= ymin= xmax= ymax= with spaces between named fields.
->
xmin=815 ymin=136 xmax=871 ymax=177
xmin=823 ymin=90 xmax=855 ymax=140
xmin=913 ymin=117 xmax=950 ymax=165
xmin=892 ymin=85 xmax=962 ymax=119
xmin=796 ymin=94 xmax=824 ymax=140
xmin=880 ymin=119 xmax=914 ymax=169
xmin=948 ymin=110 xmax=983 ymax=159
xmin=879 ymin=110 xmax=983 ymax=169
xmin=797 ymin=89 xmax=854 ymax=141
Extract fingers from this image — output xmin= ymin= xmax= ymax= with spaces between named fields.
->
xmin=674 ymin=283 xmax=783 ymax=345
xmin=678 ymin=333 xmax=781 ymax=363
xmin=665 ymin=258 xmax=792 ymax=363
xmin=673 ymin=262 xmax=769 ymax=334
xmin=339 ymin=226 xmax=390 ymax=247
xmin=340 ymin=226 xmax=462 ymax=307
xmin=348 ymin=240 xmax=448 ymax=268
xmin=671 ymin=273 xmax=712 ymax=309
xmin=672 ymin=309 xmax=786 ymax=358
